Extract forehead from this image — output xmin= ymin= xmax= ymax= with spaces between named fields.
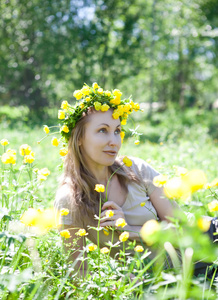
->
xmin=86 ymin=110 xmax=121 ymax=128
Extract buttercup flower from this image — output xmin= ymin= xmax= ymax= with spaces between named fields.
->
xmin=101 ymin=104 xmax=110 ymax=112
xmin=1 ymin=139 xmax=9 ymax=146
xmin=97 ymin=88 xmax=103 ymax=94
xmin=140 ymin=219 xmax=160 ymax=245
xmin=92 ymin=82 xmax=99 ymax=89
xmin=134 ymin=140 xmax=140 ymax=145
xmin=105 ymin=210 xmax=114 ymax=218
xmin=121 ymin=119 xmax=127 ymax=125
xmin=119 ymin=231 xmax=129 ymax=242
xmin=100 ymin=247 xmax=110 ymax=254
xmin=103 ymin=228 xmax=110 ymax=236
xmin=88 ymin=244 xmax=97 ymax=251
xmin=182 ymin=170 xmax=207 ymax=193
xmin=75 ymin=228 xmax=88 ymax=237
xmin=38 ymin=168 xmax=50 ymax=176
xmin=24 ymin=153 xmax=35 ymax=164
xmin=61 ymin=125 xmax=69 ymax=133
xmin=140 ymin=202 xmax=146 ymax=207
xmin=1 ymin=149 xmax=16 ymax=164
xmin=123 ymin=156 xmax=132 ymax=167
xmin=19 ymin=144 xmax=32 ymax=156
xmin=59 ymin=148 xmax=68 ymax=156
xmin=113 ymin=89 xmax=122 ymax=98
xmin=115 ymin=218 xmax=127 ymax=228
xmin=85 ymin=97 xmax=91 ymax=102
xmin=153 ymin=174 xmax=168 ymax=187
xmin=58 ymin=110 xmax=65 ymax=119
xmin=208 ymin=200 xmax=218 ymax=212
xmin=164 ymin=177 xmax=191 ymax=200
xmin=105 ymin=90 xmax=111 ymax=97
xmin=175 ymin=167 xmax=188 ymax=176
xmin=81 ymin=86 xmax=90 ymax=96
xmin=51 ymin=137 xmax=59 ymax=147
xmin=94 ymin=184 xmax=105 ymax=193
xmin=197 ymin=218 xmax=211 ymax=232
xmin=43 ymin=125 xmax=50 ymax=134
xmin=94 ymin=101 xmax=101 ymax=111
xmin=60 ymin=229 xmax=71 ymax=239
xmin=60 ymin=208 xmax=69 ymax=216
xmin=134 ymin=245 xmax=144 ymax=252
xmin=73 ymin=90 xmax=83 ymax=100
xmin=61 ymin=100 xmax=69 ymax=110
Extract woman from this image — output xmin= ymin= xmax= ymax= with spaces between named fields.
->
xmin=54 ymin=83 xmax=175 ymax=276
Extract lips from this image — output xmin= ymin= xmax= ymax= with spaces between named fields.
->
xmin=103 ymin=150 xmax=117 ymax=156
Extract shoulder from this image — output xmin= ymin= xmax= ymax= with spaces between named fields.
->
xmin=54 ymin=184 xmax=72 ymax=211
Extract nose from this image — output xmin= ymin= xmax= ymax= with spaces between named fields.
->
xmin=108 ymin=133 xmax=120 ymax=147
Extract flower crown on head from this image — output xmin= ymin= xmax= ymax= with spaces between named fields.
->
xmin=58 ymin=82 xmax=141 ymax=143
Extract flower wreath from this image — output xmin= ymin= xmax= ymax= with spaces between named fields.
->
xmin=57 ymin=82 xmax=141 ymax=143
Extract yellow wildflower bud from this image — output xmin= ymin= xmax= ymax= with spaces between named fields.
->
xmin=115 ymin=218 xmax=127 ymax=228
xmin=197 ymin=218 xmax=211 ymax=232
xmin=51 ymin=137 xmax=59 ymax=147
xmin=98 ymin=88 xmax=103 ymax=94
xmin=85 ymin=97 xmax=91 ymax=102
xmin=60 ymin=208 xmax=69 ymax=216
xmin=37 ymin=174 xmax=47 ymax=181
xmin=20 ymin=208 xmax=42 ymax=227
xmin=183 ymin=170 xmax=207 ymax=193
xmin=38 ymin=168 xmax=50 ymax=176
xmin=73 ymin=90 xmax=83 ymax=100
xmin=79 ymin=102 xmax=85 ymax=109
xmin=110 ymin=97 xmax=121 ymax=106
xmin=43 ymin=125 xmax=50 ymax=134
xmin=59 ymin=148 xmax=68 ymax=156
xmin=153 ymin=174 xmax=168 ymax=187
xmin=100 ymin=247 xmax=109 ymax=254
xmin=112 ymin=110 xmax=120 ymax=119
xmin=19 ymin=144 xmax=32 ymax=156
xmin=123 ymin=104 xmax=131 ymax=113
xmin=105 ymin=210 xmax=114 ymax=218
xmin=60 ymin=229 xmax=71 ymax=239
xmin=123 ymin=156 xmax=132 ymax=167
xmin=121 ymin=119 xmax=127 ymax=125
xmin=208 ymin=200 xmax=218 ymax=212
xmin=92 ymin=82 xmax=99 ymax=89
xmin=88 ymin=244 xmax=97 ymax=251
xmin=134 ymin=140 xmax=140 ymax=145
xmin=81 ymin=86 xmax=90 ymax=96
xmin=94 ymin=101 xmax=101 ymax=111
xmin=164 ymin=177 xmax=191 ymax=200
xmin=58 ymin=110 xmax=65 ymax=119
xmin=61 ymin=100 xmax=69 ymax=110
xmin=140 ymin=219 xmax=160 ymax=245
xmin=133 ymin=103 xmax=140 ymax=111
xmin=120 ymin=131 xmax=125 ymax=140
xmin=101 ymin=104 xmax=110 ymax=112
xmin=24 ymin=154 xmax=35 ymax=164
xmin=140 ymin=202 xmax=146 ymax=207
xmin=94 ymin=184 xmax=105 ymax=193
xmin=134 ymin=245 xmax=144 ymax=252
xmin=105 ymin=90 xmax=111 ymax=97
xmin=75 ymin=228 xmax=88 ymax=236
xmin=61 ymin=125 xmax=69 ymax=133
xmin=103 ymin=228 xmax=110 ymax=236
xmin=119 ymin=231 xmax=129 ymax=242
xmin=1 ymin=139 xmax=9 ymax=146
xmin=113 ymin=89 xmax=122 ymax=98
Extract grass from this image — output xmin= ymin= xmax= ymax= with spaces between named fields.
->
xmin=1 ymin=107 xmax=218 ymax=299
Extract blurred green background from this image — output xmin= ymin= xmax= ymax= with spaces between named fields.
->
xmin=0 ymin=0 xmax=217 ymax=126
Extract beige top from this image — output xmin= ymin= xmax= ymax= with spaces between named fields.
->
xmin=54 ymin=157 xmax=159 ymax=256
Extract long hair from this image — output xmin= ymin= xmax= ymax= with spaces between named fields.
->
xmin=58 ymin=110 xmax=138 ymax=226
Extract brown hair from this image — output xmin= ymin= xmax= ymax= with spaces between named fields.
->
xmin=58 ymin=109 xmax=138 ymax=226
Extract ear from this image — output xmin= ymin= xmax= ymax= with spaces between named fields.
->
xmin=78 ymin=139 xmax=82 ymax=146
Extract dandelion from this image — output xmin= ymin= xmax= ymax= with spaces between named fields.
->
xmin=61 ymin=100 xmax=69 ymax=110
xmin=197 ymin=218 xmax=211 ymax=232
xmin=140 ymin=202 xmax=146 ymax=207
xmin=134 ymin=140 xmax=140 ymax=145
xmin=115 ymin=218 xmax=127 ymax=228
xmin=43 ymin=125 xmax=50 ymax=134
xmin=60 ymin=208 xmax=69 ymax=216
xmin=61 ymin=125 xmax=69 ymax=133
xmin=19 ymin=144 xmax=32 ymax=156
xmin=59 ymin=148 xmax=68 ymax=156
xmin=100 ymin=247 xmax=110 ymax=254
xmin=51 ymin=137 xmax=59 ymax=147
xmin=153 ymin=174 xmax=168 ymax=187
xmin=123 ymin=156 xmax=132 ymax=167
xmin=119 ymin=231 xmax=129 ymax=242
xmin=140 ymin=219 xmax=160 ymax=245
xmin=134 ymin=245 xmax=144 ymax=252
xmin=88 ymin=244 xmax=97 ymax=251
xmin=105 ymin=210 xmax=114 ymax=218
xmin=75 ymin=228 xmax=88 ymax=237
xmin=0 ymin=139 xmax=9 ymax=146
xmin=58 ymin=110 xmax=65 ymax=119
xmin=208 ymin=200 xmax=218 ymax=212
xmin=60 ymin=229 xmax=71 ymax=239
xmin=94 ymin=184 xmax=105 ymax=193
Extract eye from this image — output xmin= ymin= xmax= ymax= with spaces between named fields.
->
xmin=99 ymin=128 xmax=107 ymax=133
xmin=115 ymin=128 xmax=121 ymax=134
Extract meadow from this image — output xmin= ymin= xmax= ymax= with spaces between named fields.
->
xmin=1 ymin=107 xmax=218 ymax=299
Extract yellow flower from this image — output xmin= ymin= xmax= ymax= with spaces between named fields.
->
xmin=61 ymin=100 xmax=69 ymax=110
xmin=140 ymin=219 xmax=160 ymax=245
xmin=140 ymin=202 xmax=146 ymax=207
xmin=110 ymin=97 xmax=121 ymax=106
xmin=59 ymin=148 xmax=68 ymax=156
xmin=37 ymin=174 xmax=47 ymax=181
xmin=101 ymin=104 xmax=110 ymax=112
xmin=134 ymin=245 xmax=144 ymax=252
xmin=100 ymin=247 xmax=109 ymax=254
xmin=121 ymin=119 xmax=127 ymax=125
xmin=111 ymin=110 xmax=120 ymax=119
xmin=182 ymin=170 xmax=207 ymax=193
xmin=79 ymin=102 xmax=85 ymax=109
xmin=164 ymin=177 xmax=191 ymax=200
xmin=94 ymin=184 xmax=105 ymax=193
xmin=92 ymin=82 xmax=99 ymax=89
xmin=105 ymin=210 xmax=114 ymax=218
xmin=208 ymin=200 xmax=218 ymax=212
xmin=73 ymin=90 xmax=83 ymax=100
xmin=43 ymin=125 xmax=50 ymax=134
xmin=105 ymin=90 xmax=111 ymax=97
xmin=85 ymin=97 xmax=91 ymax=102
xmin=61 ymin=125 xmax=69 ymax=133
xmin=197 ymin=218 xmax=211 ymax=232
xmin=51 ymin=137 xmax=59 ymax=147
xmin=103 ymin=228 xmax=110 ymax=236
xmin=60 ymin=208 xmax=69 ymax=216
xmin=88 ymin=244 xmax=97 ymax=251
xmin=98 ymin=88 xmax=103 ymax=94
xmin=133 ymin=103 xmax=140 ymax=111
xmin=38 ymin=168 xmax=50 ymax=176
xmin=19 ymin=144 xmax=32 ymax=156
xmin=75 ymin=228 xmax=88 ymax=236
xmin=94 ymin=101 xmax=102 ymax=111
xmin=33 ymin=168 xmax=39 ymax=173
xmin=60 ymin=229 xmax=71 ymax=239
xmin=115 ymin=218 xmax=127 ymax=228
xmin=21 ymin=208 xmax=41 ymax=227
xmin=175 ymin=167 xmax=188 ymax=176
xmin=120 ymin=131 xmax=125 ymax=141
xmin=153 ymin=174 xmax=168 ymax=187
xmin=119 ymin=231 xmax=129 ymax=242
xmin=24 ymin=153 xmax=35 ymax=164
xmin=113 ymin=89 xmax=122 ymax=98
xmin=58 ymin=110 xmax=65 ymax=119
xmin=204 ymin=183 xmax=213 ymax=189
xmin=1 ymin=151 xmax=16 ymax=164
xmin=81 ymin=86 xmax=90 ymax=96
xmin=1 ymin=139 xmax=9 ymax=146
xmin=134 ymin=140 xmax=140 ymax=145
xmin=211 ymin=178 xmax=218 ymax=187
xmin=123 ymin=156 xmax=132 ymax=167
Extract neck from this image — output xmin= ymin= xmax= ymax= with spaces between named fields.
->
xmin=93 ymin=167 xmax=111 ymax=186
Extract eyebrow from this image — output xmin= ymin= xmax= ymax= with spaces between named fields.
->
xmin=98 ymin=123 xmax=121 ymax=128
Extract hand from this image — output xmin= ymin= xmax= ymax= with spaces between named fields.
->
xmin=100 ymin=201 xmax=126 ymax=228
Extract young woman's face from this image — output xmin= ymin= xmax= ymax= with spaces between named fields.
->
xmin=79 ymin=110 xmax=122 ymax=170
